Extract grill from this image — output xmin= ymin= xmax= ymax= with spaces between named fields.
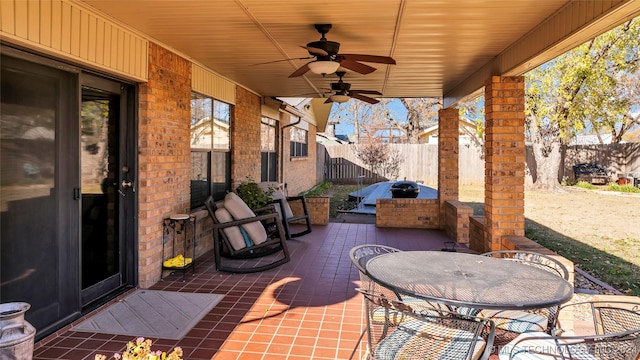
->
xmin=390 ymin=181 xmax=420 ymax=198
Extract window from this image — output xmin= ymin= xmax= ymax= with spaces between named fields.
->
xmin=289 ymin=126 xmax=308 ymax=158
xmin=261 ymin=116 xmax=278 ymax=182
xmin=190 ymin=93 xmax=231 ymax=208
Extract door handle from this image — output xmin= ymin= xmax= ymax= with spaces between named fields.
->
xmin=119 ymin=180 xmax=135 ymax=197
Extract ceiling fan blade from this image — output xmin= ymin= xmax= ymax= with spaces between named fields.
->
xmin=351 ymin=93 xmax=379 ymax=104
xmin=300 ymin=45 xmax=328 ymax=56
xmin=338 ymin=59 xmax=376 ymax=75
xmin=351 ymin=89 xmax=383 ymax=96
xmin=251 ymin=56 xmax=314 ymax=66
xmin=288 ymin=62 xmax=313 ymax=78
xmin=340 ymin=54 xmax=396 ymax=64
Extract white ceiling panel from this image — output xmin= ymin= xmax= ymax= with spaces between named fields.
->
xmin=80 ymin=0 xmax=640 ymax=103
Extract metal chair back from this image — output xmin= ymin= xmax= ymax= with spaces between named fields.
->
xmin=358 ymin=289 xmax=495 ymax=360
xmin=481 ymin=250 xmax=569 ymax=280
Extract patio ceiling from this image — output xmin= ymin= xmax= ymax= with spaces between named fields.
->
xmin=81 ymin=0 xmax=640 ymax=106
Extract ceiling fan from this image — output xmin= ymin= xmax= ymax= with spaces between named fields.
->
xmin=288 ymin=24 xmax=396 ymax=78
xmin=324 ymin=71 xmax=382 ymax=104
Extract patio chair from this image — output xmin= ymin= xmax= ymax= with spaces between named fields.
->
xmin=348 ymin=245 xmax=449 ymax=359
xmin=477 ymin=250 xmax=570 ymax=337
xmin=269 ymin=188 xmax=312 ymax=239
xmin=558 ymin=299 xmax=640 ymax=336
xmin=501 ymin=300 xmax=640 ymax=359
xmin=204 ymin=193 xmax=290 ymax=273
xmin=357 ymin=289 xmax=496 ymax=360
xmin=350 ymin=245 xmax=402 ymax=288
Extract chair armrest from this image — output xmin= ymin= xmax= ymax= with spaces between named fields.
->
xmin=253 ymin=204 xmax=277 ymax=215
xmin=285 ymin=195 xmax=306 ymax=203
xmin=285 ymin=196 xmax=309 ymax=217
xmin=213 ymin=211 xmax=279 ymax=229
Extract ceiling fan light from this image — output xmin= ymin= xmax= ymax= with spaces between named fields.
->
xmin=308 ymin=61 xmax=340 ymax=75
xmin=330 ymin=94 xmax=351 ymax=103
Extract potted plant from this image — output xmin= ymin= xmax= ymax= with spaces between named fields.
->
xmin=95 ymin=337 xmax=182 ymax=360
xmin=235 ymin=176 xmax=274 ymax=210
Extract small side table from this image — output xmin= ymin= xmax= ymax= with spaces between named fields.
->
xmin=161 ymin=213 xmax=196 ymax=281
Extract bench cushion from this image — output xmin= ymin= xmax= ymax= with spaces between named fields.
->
xmin=478 ymin=309 xmax=547 ymax=333
xmin=376 ymin=319 xmax=486 ymax=360
xmin=272 ymin=189 xmax=294 ymax=219
xmin=215 ymin=207 xmax=251 ymax=250
xmin=223 ymin=192 xmax=267 ymax=245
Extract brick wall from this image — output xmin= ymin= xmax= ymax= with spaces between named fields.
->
xmin=138 ymin=43 xmax=192 ymax=288
xmin=304 ymin=197 xmax=329 ymax=225
xmin=231 ymin=87 xmax=262 ymax=190
xmin=192 ymin=209 xmax=213 ymax=258
xmin=282 ymin=113 xmax=318 ymax=195
xmin=376 ymin=199 xmax=440 ymax=228
xmin=469 ymin=215 xmax=486 ymax=252
xmin=444 ymin=200 xmax=473 ymax=244
xmin=484 ymin=76 xmax=526 ymax=251
xmin=438 ymin=108 xmax=460 ymax=228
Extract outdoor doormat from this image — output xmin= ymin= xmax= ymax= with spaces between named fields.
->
xmin=73 ymin=290 xmax=224 ymax=340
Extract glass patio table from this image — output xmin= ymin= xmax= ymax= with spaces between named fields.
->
xmin=365 ymin=251 xmax=574 ymax=314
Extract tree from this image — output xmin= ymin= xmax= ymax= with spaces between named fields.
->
xmin=354 ymin=130 xmax=403 ymax=181
xmin=614 ymin=69 xmax=640 ymax=142
xmin=392 ymin=98 xmax=441 ymax=143
xmin=457 ymin=95 xmax=486 ymax=157
xmin=525 ymin=18 xmax=640 ymax=189
xmin=330 ymin=100 xmax=380 ymax=143
xmin=329 ymin=98 xmax=441 ymax=144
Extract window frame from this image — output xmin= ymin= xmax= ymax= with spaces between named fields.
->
xmin=190 ymin=92 xmax=232 ymax=209
xmin=260 ymin=116 xmax=278 ymax=182
xmin=289 ymin=126 xmax=308 ymax=159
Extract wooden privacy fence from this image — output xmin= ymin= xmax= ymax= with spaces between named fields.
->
xmin=318 ymin=143 xmax=485 ymax=185
xmin=318 ymin=143 xmax=640 ymax=186
xmin=322 ymin=156 xmax=386 ymax=185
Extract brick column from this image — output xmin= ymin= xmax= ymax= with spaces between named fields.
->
xmin=438 ymin=108 xmax=460 ymax=228
xmin=484 ymin=76 xmax=526 ymax=251
xmin=138 ymin=43 xmax=191 ymax=288
xmin=231 ymin=87 xmax=262 ymax=190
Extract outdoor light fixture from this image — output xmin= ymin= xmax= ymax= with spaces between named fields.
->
xmin=308 ymin=60 xmax=340 ymax=75
xmin=330 ymin=94 xmax=350 ymax=103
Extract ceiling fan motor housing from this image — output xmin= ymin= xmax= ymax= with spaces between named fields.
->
xmin=331 ymin=81 xmax=351 ymax=92
xmin=306 ymin=40 xmax=340 ymax=56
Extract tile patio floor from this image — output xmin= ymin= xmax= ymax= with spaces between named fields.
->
xmin=33 ymin=222 xmax=455 ymax=360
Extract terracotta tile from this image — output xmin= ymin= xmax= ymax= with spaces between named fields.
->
xmin=248 ymin=333 xmax=273 ymax=343
xmin=292 ymin=336 xmax=317 ymax=347
xmin=315 ymin=337 xmax=338 ymax=348
xmin=211 ymin=350 xmax=243 ymax=359
xmin=34 ymin=347 xmax=72 ymax=359
xmin=286 ymin=356 xmax=315 ymax=360
xmin=265 ymin=343 xmax=291 ymax=354
xmin=218 ymin=340 xmax=247 ymax=351
xmin=243 ymin=341 xmax=269 ymax=353
xmin=188 ymin=347 xmax=218 ymax=359
xmin=289 ymin=345 xmax=316 ymax=356
xmin=185 ymin=328 xmax=211 ymax=338
xmin=313 ymin=346 xmax=338 ymax=358
xmin=33 ymin=224 xmax=451 ymax=360
xmin=296 ymin=327 xmax=320 ymax=338
xmin=198 ymin=337 xmax=225 ymax=349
